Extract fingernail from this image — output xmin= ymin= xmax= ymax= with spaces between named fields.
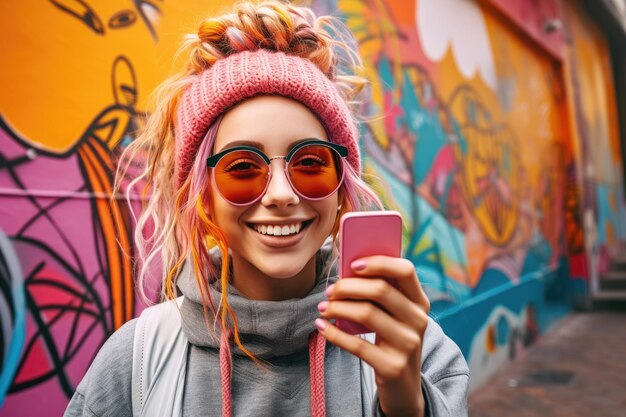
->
xmin=351 ymin=260 xmax=367 ymax=271
xmin=325 ymin=284 xmax=335 ymax=297
xmin=315 ymin=318 xmax=327 ymax=331
xmin=317 ymin=301 xmax=328 ymax=312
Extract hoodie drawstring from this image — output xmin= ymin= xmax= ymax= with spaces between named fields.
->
xmin=309 ymin=330 xmax=327 ymax=417
xmin=220 ymin=329 xmax=233 ymax=417
xmin=219 ymin=329 xmax=327 ymax=417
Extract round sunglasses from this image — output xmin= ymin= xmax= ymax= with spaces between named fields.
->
xmin=206 ymin=139 xmax=348 ymax=206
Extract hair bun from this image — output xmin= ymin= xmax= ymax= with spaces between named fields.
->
xmin=192 ymin=2 xmax=334 ymax=76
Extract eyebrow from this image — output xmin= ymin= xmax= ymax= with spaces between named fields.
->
xmin=217 ymin=140 xmax=264 ymax=153
xmin=215 ymin=137 xmax=326 ymax=154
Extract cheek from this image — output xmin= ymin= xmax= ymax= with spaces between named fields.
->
xmin=208 ymin=187 xmax=235 ymax=230
xmin=212 ymin=200 xmax=236 ymax=229
xmin=317 ymin=197 xmax=340 ymax=231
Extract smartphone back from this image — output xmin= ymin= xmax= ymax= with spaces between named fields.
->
xmin=339 ymin=211 xmax=402 ymax=277
xmin=338 ymin=211 xmax=403 ymax=334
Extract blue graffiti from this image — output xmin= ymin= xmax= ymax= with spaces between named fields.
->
xmin=0 ymin=230 xmax=26 ymax=406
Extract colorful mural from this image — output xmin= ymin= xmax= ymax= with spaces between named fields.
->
xmin=0 ymin=0 xmax=624 ymax=414
xmin=562 ymin=0 xmax=626 ymax=289
xmin=332 ymin=0 xmax=574 ymax=389
xmin=0 ymin=0 xmax=144 ymax=412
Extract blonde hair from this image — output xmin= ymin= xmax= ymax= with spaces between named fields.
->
xmin=114 ymin=0 xmax=381 ymax=358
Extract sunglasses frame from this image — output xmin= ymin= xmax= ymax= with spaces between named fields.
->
xmin=206 ymin=139 xmax=348 ymax=206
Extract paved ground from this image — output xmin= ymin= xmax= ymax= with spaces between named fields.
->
xmin=468 ymin=311 xmax=626 ymax=417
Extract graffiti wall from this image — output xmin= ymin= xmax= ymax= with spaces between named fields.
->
xmin=0 ymin=1 xmax=222 ymax=415
xmin=325 ymin=0 xmax=574 ymax=390
xmin=0 ymin=0 xmax=624 ymax=414
xmin=562 ymin=0 xmax=626 ymax=289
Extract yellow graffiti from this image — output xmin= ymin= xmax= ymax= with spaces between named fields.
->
xmin=448 ymin=86 xmax=520 ymax=246
xmin=339 ymin=0 xmax=404 ymax=149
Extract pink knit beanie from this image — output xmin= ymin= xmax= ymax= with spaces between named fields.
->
xmin=175 ymin=49 xmax=360 ymax=186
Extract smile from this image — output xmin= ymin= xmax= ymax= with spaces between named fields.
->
xmin=250 ymin=220 xmax=312 ymax=236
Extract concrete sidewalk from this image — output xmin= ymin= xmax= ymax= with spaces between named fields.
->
xmin=468 ymin=311 xmax=626 ymax=417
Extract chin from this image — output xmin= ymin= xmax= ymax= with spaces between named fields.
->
xmin=254 ymin=257 xmax=311 ymax=280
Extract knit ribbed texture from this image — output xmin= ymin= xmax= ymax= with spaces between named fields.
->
xmin=219 ymin=329 xmax=327 ymax=417
xmin=175 ymin=49 xmax=360 ymax=186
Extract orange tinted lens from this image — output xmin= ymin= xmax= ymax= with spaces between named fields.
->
xmin=288 ymin=145 xmax=342 ymax=199
xmin=213 ymin=150 xmax=268 ymax=204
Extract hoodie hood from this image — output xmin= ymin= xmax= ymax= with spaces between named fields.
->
xmin=177 ymin=241 xmax=338 ymax=359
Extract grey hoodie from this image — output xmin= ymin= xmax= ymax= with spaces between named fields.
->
xmin=65 ymin=248 xmax=469 ymax=416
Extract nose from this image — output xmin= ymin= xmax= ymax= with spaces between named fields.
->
xmin=261 ymin=160 xmax=300 ymax=208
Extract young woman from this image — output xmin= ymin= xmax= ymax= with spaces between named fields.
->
xmin=65 ymin=2 xmax=469 ymax=416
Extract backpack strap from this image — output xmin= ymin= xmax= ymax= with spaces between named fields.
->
xmin=132 ymin=297 xmax=188 ymax=417
xmin=359 ymin=333 xmax=377 ymax=413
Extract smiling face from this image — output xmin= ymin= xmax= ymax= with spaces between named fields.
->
xmin=209 ymin=95 xmax=340 ymax=300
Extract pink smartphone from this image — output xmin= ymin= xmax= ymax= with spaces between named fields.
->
xmin=337 ymin=210 xmax=403 ymax=335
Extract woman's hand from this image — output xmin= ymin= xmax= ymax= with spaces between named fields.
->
xmin=315 ymin=256 xmax=430 ymax=417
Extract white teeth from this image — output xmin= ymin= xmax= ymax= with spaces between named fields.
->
xmin=253 ymin=222 xmax=304 ymax=236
